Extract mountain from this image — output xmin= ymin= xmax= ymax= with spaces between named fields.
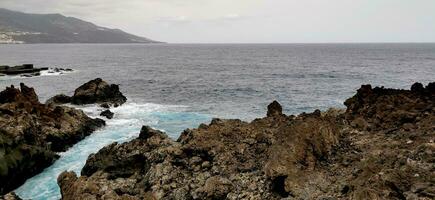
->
xmin=0 ymin=8 xmax=160 ymax=44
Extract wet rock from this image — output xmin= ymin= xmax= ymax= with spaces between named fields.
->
xmin=0 ymin=64 xmax=47 ymax=76
xmin=99 ymin=103 xmax=110 ymax=108
xmin=0 ymin=192 xmax=22 ymax=200
xmin=71 ymin=78 xmax=127 ymax=105
xmin=0 ymin=83 xmax=105 ymax=195
xmin=100 ymin=110 xmax=114 ymax=119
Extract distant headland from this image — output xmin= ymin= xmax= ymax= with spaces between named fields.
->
xmin=0 ymin=8 xmax=162 ymax=44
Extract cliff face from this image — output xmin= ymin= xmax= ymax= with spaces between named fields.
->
xmin=57 ymin=82 xmax=434 ymax=200
xmin=0 ymin=83 xmax=105 ymax=195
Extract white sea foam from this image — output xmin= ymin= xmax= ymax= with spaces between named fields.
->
xmin=14 ymin=102 xmax=210 ymax=200
xmin=0 ymin=69 xmax=76 ymax=80
xmin=39 ymin=70 xmax=74 ymax=76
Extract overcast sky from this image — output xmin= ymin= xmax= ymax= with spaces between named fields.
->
xmin=1 ymin=0 xmax=434 ymax=43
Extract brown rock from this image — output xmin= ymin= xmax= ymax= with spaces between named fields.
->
xmin=45 ymin=94 xmax=72 ymax=105
xmin=57 ymin=82 xmax=435 ymax=200
xmin=267 ymin=100 xmax=283 ymax=117
xmin=0 ymin=83 xmax=105 ymax=195
xmin=71 ymin=78 xmax=127 ymax=105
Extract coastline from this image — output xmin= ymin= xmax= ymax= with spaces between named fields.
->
xmin=0 ymin=78 xmax=127 ymax=195
xmin=53 ymin=82 xmax=434 ymax=199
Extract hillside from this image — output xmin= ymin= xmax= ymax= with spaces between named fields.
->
xmin=0 ymin=8 xmax=160 ymax=44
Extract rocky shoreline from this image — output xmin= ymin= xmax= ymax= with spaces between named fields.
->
xmin=53 ymin=82 xmax=434 ymax=199
xmin=0 ymin=64 xmax=73 ymax=77
xmin=0 ymin=78 xmax=126 ymax=196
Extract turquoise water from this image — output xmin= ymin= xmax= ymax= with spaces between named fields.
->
xmin=14 ymin=102 xmax=210 ymax=200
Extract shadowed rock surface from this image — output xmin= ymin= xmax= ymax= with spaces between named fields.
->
xmin=100 ymin=110 xmax=114 ymax=119
xmin=0 ymin=64 xmax=48 ymax=76
xmin=57 ymin=82 xmax=434 ymax=200
xmin=0 ymin=83 xmax=105 ymax=195
xmin=45 ymin=94 xmax=72 ymax=105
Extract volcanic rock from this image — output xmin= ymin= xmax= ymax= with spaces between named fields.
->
xmin=58 ymin=82 xmax=435 ymax=200
xmin=0 ymin=192 xmax=22 ymax=200
xmin=0 ymin=64 xmax=47 ymax=76
xmin=46 ymin=94 xmax=72 ymax=105
xmin=99 ymin=103 xmax=110 ymax=108
xmin=0 ymin=83 xmax=105 ymax=195
xmin=99 ymin=110 xmax=114 ymax=119
xmin=266 ymin=100 xmax=283 ymax=117
xmin=71 ymin=78 xmax=127 ymax=105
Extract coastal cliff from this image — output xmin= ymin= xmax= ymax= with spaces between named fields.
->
xmin=0 ymin=78 xmax=127 ymax=195
xmin=57 ymin=82 xmax=434 ymax=199
xmin=0 ymin=83 xmax=105 ymax=194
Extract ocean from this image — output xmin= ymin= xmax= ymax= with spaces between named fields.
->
xmin=0 ymin=43 xmax=434 ymax=199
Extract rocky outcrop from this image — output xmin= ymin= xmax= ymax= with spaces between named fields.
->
xmin=341 ymin=82 xmax=435 ymax=199
xmin=46 ymin=94 xmax=72 ymax=105
xmin=0 ymin=83 xmax=105 ymax=195
xmin=46 ymin=78 xmax=127 ymax=106
xmin=100 ymin=110 xmax=114 ymax=119
xmin=71 ymin=78 xmax=127 ymax=105
xmin=58 ymin=82 xmax=434 ymax=200
xmin=0 ymin=64 xmax=48 ymax=76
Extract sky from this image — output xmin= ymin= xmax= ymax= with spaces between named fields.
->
xmin=0 ymin=0 xmax=434 ymax=43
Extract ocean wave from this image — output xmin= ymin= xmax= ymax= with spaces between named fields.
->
xmin=0 ymin=69 xmax=76 ymax=80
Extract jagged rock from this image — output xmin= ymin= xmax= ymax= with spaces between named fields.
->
xmin=46 ymin=94 xmax=72 ymax=105
xmin=139 ymin=125 xmax=163 ymax=140
xmin=58 ymin=82 xmax=435 ymax=200
xmin=411 ymin=82 xmax=425 ymax=93
xmin=99 ymin=103 xmax=110 ymax=108
xmin=0 ymin=83 xmax=105 ymax=195
xmin=0 ymin=192 xmax=22 ymax=200
xmin=19 ymin=83 xmax=38 ymax=102
xmin=71 ymin=78 xmax=127 ymax=105
xmin=344 ymin=82 xmax=434 ymax=130
xmin=266 ymin=100 xmax=283 ymax=117
xmin=100 ymin=110 xmax=114 ymax=119
xmin=58 ymin=105 xmax=340 ymax=200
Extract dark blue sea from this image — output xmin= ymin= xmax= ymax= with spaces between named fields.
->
xmin=0 ymin=43 xmax=434 ymax=199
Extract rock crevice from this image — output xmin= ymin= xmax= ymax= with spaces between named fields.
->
xmin=0 ymin=83 xmax=105 ymax=195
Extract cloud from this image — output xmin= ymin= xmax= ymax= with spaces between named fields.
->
xmin=0 ymin=0 xmax=434 ymax=43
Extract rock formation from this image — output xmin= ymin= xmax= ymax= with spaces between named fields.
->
xmin=46 ymin=78 xmax=127 ymax=106
xmin=71 ymin=78 xmax=127 ymax=105
xmin=100 ymin=110 xmax=114 ymax=119
xmin=0 ymin=83 xmax=105 ymax=195
xmin=45 ymin=94 xmax=72 ymax=105
xmin=0 ymin=64 xmax=48 ymax=76
xmin=57 ymin=82 xmax=434 ymax=200
xmin=0 ymin=192 xmax=22 ymax=200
